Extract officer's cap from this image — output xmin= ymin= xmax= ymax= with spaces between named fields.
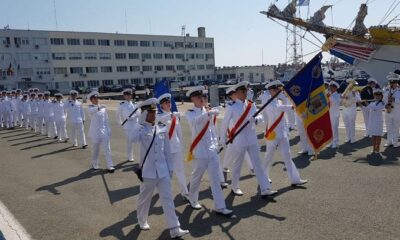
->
xmin=54 ymin=93 xmax=63 ymax=98
xmin=69 ymin=90 xmax=79 ymax=95
xmin=122 ymin=88 xmax=133 ymax=95
xmin=157 ymin=93 xmax=172 ymax=104
xmin=368 ymin=78 xmax=378 ymax=84
xmin=37 ymin=92 xmax=43 ymax=96
xmin=225 ymin=86 xmax=236 ymax=95
xmin=387 ymin=72 xmax=400 ymax=82
xmin=139 ymin=98 xmax=158 ymax=111
xmin=329 ymin=81 xmax=340 ymax=88
xmin=266 ymin=80 xmax=283 ymax=90
xmin=186 ymin=86 xmax=205 ymax=97
xmin=234 ymin=81 xmax=250 ymax=91
xmin=87 ymin=91 xmax=99 ymax=100
xmin=44 ymin=91 xmax=51 ymax=95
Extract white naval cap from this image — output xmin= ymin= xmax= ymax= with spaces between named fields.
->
xmin=387 ymin=72 xmax=400 ymax=81
xmin=265 ymin=80 xmax=283 ymax=89
xmin=186 ymin=86 xmax=205 ymax=97
xmin=368 ymin=78 xmax=378 ymax=84
xmin=329 ymin=81 xmax=340 ymax=88
xmin=373 ymin=88 xmax=383 ymax=94
xmin=225 ymin=86 xmax=236 ymax=95
xmin=33 ymin=88 xmax=39 ymax=92
xmin=157 ymin=93 xmax=172 ymax=104
xmin=44 ymin=91 xmax=51 ymax=95
xmin=69 ymin=90 xmax=79 ymax=95
xmin=37 ymin=92 xmax=43 ymax=96
xmin=54 ymin=93 xmax=63 ymax=97
xmin=87 ymin=91 xmax=99 ymax=100
xmin=346 ymin=78 xmax=358 ymax=85
xmin=234 ymin=81 xmax=250 ymax=91
xmin=139 ymin=98 xmax=158 ymax=111
xmin=324 ymin=80 xmax=330 ymax=85
xmin=122 ymin=88 xmax=133 ymax=95
xmin=30 ymin=92 xmax=36 ymax=96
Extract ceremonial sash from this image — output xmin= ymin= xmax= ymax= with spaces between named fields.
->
xmin=168 ymin=115 xmax=177 ymax=139
xmin=228 ymin=101 xmax=252 ymax=140
xmin=186 ymin=120 xmax=210 ymax=161
xmin=213 ymin=115 xmax=217 ymax=125
xmin=265 ymin=112 xmax=285 ymax=141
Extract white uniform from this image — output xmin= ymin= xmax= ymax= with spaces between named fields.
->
xmin=186 ymin=107 xmax=226 ymax=210
xmin=261 ymin=97 xmax=302 ymax=184
xmin=329 ymin=92 xmax=341 ymax=147
xmin=28 ymin=98 xmax=38 ymax=131
xmin=366 ymin=100 xmax=385 ymax=136
xmin=16 ymin=95 xmax=24 ymax=126
xmin=131 ymin=122 xmax=181 ymax=229
xmin=342 ymin=91 xmax=361 ymax=143
xmin=10 ymin=96 xmax=18 ymax=126
xmin=0 ymin=97 xmax=4 ymax=127
xmin=22 ymin=98 xmax=31 ymax=129
xmin=43 ymin=99 xmax=57 ymax=138
xmin=278 ymin=93 xmax=296 ymax=130
xmin=2 ymin=97 xmax=13 ymax=128
xmin=220 ymin=99 xmax=271 ymax=193
xmin=383 ymin=88 xmax=400 ymax=146
xmin=87 ymin=104 xmax=114 ymax=169
xmin=37 ymin=99 xmax=46 ymax=134
xmin=52 ymin=100 xmax=68 ymax=141
xmin=116 ymin=100 xmax=139 ymax=161
xmin=65 ymin=99 xmax=87 ymax=146
xmin=157 ymin=111 xmax=189 ymax=196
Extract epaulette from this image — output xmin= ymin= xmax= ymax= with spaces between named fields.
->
xmin=88 ymin=104 xmax=95 ymax=107
xmin=120 ymin=101 xmax=125 ymax=105
xmin=248 ymin=99 xmax=253 ymax=103
xmin=157 ymin=122 xmax=166 ymax=127
xmin=228 ymin=101 xmax=235 ymax=106
xmin=188 ymin=109 xmax=194 ymax=112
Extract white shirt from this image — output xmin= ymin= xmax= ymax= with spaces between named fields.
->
xmin=87 ymin=104 xmax=111 ymax=139
xmin=65 ymin=99 xmax=85 ymax=123
xmin=157 ymin=111 xmax=184 ymax=153
xmin=116 ymin=100 xmax=139 ymax=130
xmin=367 ymin=100 xmax=385 ymax=123
xmin=29 ymin=99 xmax=38 ymax=114
xmin=52 ymin=101 xmax=67 ymax=121
xmin=43 ymin=99 xmax=55 ymax=117
xmin=384 ymin=87 xmax=400 ymax=115
xmin=329 ymin=91 xmax=341 ymax=117
xmin=131 ymin=122 xmax=173 ymax=179
xmin=261 ymin=97 xmax=292 ymax=139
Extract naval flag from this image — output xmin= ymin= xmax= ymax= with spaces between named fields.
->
xmin=283 ymin=53 xmax=332 ymax=152
xmin=153 ymin=78 xmax=178 ymax=112
xmin=297 ymin=0 xmax=310 ymax=6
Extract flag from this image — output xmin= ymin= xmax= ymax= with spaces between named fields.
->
xmin=153 ymin=78 xmax=178 ymax=112
xmin=297 ymin=0 xmax=310 ymax=6
xmin=283 ymin=53 xmax=332 ymax=152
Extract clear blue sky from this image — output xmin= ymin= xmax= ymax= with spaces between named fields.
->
xmin=0 ymin=0 xmax=396 ymax=66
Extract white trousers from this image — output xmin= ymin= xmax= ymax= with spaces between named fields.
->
xmin=286 ymin=110 xmax=296 ymax=129
xmin=223 ymin=144 xmax=253 ymax=170
xmin=137 ymin=176 xmax=180 ymax=229
xmin=171 ymin=151 xmax=189 ymax=195
xmin=90 ymin=137 xmax=113 ymax=168
xmin=124 ymin=129 xmax=135 ymax=161
xmin=263 ymin=137 xmax=301 ymax=184
xmin=189 ymin=153 xmax=226 ymax=210
xmin=70 ymin=122 xmax=87 ymax=146
xmin=330 ymin=114 xmax=340 ymax=146
xmin=13 ymin=110 xmax=20 ymax=125
xmin=230 ymin=144 xmax=271 ymax=192
xmin=3 ymin=111 xmax=13 ymax=128
xmin=342 ymin=108 xmax=356 ymax=142
xmin=385 ymin=112 xmax=400 ymax=146
xmin=55 ymin=119 xmax=68 ymax=140
xmin=29 ymin=113 xmax=38 ymax=131
xmin=297 ymin=121 xmax=313 ymax=153
xmin=38 ymin=115 xmax=45 ymax=134
xmin=25 ymin=114 xmax=31 ymax=129
xmin=45 ymin=117 xmax=57 ymax=138
xmin=361 ymin=108 xmax=370 ymax=136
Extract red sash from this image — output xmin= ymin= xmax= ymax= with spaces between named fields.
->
xmin=264 ymin=112 xmax=285 ymax=139
xmin=168 ymin=115 xmax=177 ymax=139
xmin=228 ymin=101 xmax=252 ymax=140
xmin=187 ymin=120 xmax=210 ymax=161
xmin=213 ymin=115 xmax=217 ymax=125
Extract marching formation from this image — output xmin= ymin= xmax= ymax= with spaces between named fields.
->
xmin=0 ymin=71 xmax=399 ymax=239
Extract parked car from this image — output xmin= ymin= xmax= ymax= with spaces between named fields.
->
xmin=110 ymin=84 xmax=123 ymax=92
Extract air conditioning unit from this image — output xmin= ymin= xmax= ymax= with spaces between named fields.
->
xmin=35 ymin=44 xmax=39 ymax=49
xmin=140 ymin=71 xmax=143 ymax=74
xmin=38 ymin=75 xmax=43 ymax=79
xmin=83 ymin=74 xmax=87 ymax=77
xmin=44 ymin=59 xmax=49 ymax=63
xmin=16 ymin=44 xmax=20 ymax=48
xmin=5 ymin=44 xmax=9 ymax=48
xmin=154 ymin=71 xmax=157 ymax=74
xmin=141 ymin=59 xmax=145 ymax=62
xmin=64 ymin=74 xmax=68 ymax=77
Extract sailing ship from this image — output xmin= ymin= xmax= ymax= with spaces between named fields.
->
xmin=261 ymin=0 xmax=400 ymax=85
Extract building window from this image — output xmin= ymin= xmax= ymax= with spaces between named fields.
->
xmin=118 ymin=79 xmax=129 ymax=85
xmin=87 ymin=80 xmax=100 ymax=87
xmin=142 ymin=66 xmax=152 ymax=72
xmin=129 ymin=66 xmax=140 ymax=72
xmin=127 ymin=40 xmax=138 ymax=46
xmin=0 ymin=53 xmax=11 ymax=61
xmin=152 ymin=41 xmax=163 ymax=47
xmin=54 ymin=67 xmax=68 ymax=75
xmin=98 ymin=39 xmax=110 ymax=46
xmin=19 ymin=68 xmax=33 ymax=76
xmin=84 ymin=53 xmax=97 ymax=60
xmin=187 ymin=53 xmax=195 ymax=59
xmin=175 ymin=53 xmax=185 ymax=59
xmin=140 ymin=41 xmax=150 ymax=47
xmin=196 ymin=54 xmax=204 ymax=59
xmin=102 ymin=79 xmax=114 ymax=86
xmin=100 ymin=66 xmax=113 ymax=73
xmin=32 ymin=38 xmax=47 ymax=46
xmin=83 ymin=39 xmax=96 ymax=45
xmin=164 ymin=41 xmax=174 ymax=48
xmin=175 ymin=42 xmax=184 ymax=48
xmin=176 ymin=65 xmax=185 ymax=71
xmin=69 ymin=52 xmax=82 ymax=60
xmin=188 ymin=65 xmax=195 ymax=70
xmin=114 ymin=40 xmax=125 ymax=46
xmin=16 ymin=53 xmax=31 ymax=61
xmin=195 ymin=42 xmax=204 ymax=48
xmin=67 ymin=38 xmax=80 ymax=45
xmin=14 ymin=37 xmax=29 ymax=46
xmin=116 ymin=66 xmax=128 ymax=72
xmin=141 ymin=53 xmax=152 ymax=59
xmin=86 ymin=67 xmax=98 ymax=73
xmin=206 ymin=64 xmax=214 ymax=70
xmin=205 ymin=42 xmax=213 ymax=48
xmin=131 ymin=78 xmax=141 ymax=85
xmin=115 ymin=53 xmax=127 ymax=59
xmin=197 ymin=65 xmax=205 ymax=70
xmin=72 ymin=81 xmax=85 ymax=87
xmin=52 ymin=53 xmax=66 ymax=60
xmin=144 ymin=78 xmax=153 ymax=85
xmin=205 ymin=54 xmax=214 ymax=60
xmin=128 ymin=53 xmax=139 ymax=59
xmin=164 ymin=53 xmax=174 ymax=59
xmin=36 ymin=68 xmax=51 ymax=75
xmin=33 ymin=53 xmax=49 ymax=61
xmin=99 ymin=53 xmax=111 ymax=60
xmin=50 ymin=38 xmax=64 ymax=45
xmin=230 ymin=74 xmax=236 ymax=79
xmin=153 ymin=53 xmax=163 ymax=59
xmin=155 ymin=65 xmax=164 ymax=71
xmin=166 ymin=65 xmax=175 ymax=71
xmin=70 ymin=67 xmax=83 ymax=74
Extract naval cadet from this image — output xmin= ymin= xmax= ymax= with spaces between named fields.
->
xmin=65 ymin=90 xmax=87 ymax=148
xmin=360 ymin=78 xmax=378 ymax=137
xmin=383 ymin=72 xmax=400 ymax=147
xmin=53 ymin=93 xmax=69 ymax=142
xmin=328 ymin=81 xmax=341 ymax=149
xmin=43 ymin=91 xmax=58 ymax=139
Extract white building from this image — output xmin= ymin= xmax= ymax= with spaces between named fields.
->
xmin=215 ymin=65 xmax=275 ymax=84
xmin=0 ymin=27 xmax=215 ymax=93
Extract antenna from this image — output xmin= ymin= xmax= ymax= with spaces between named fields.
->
xmin=124 ymin=10 xmax=128 ymax=33
xmin=181 ymin=25 xmax=186 ymax=36
xmin=53 ymin=0 xmax=58 ymax=30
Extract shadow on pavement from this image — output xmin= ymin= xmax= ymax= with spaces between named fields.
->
xmin=353 ymin=147 xmax=400 ymax=166
xmin=30 ymin=145 xmax=79 ymax=158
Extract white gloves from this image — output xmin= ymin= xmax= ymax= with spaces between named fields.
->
xmin=172 ymin=112 xmax=181 ymax=118
xmin=208 ymin=109 xmax=220 ymax=116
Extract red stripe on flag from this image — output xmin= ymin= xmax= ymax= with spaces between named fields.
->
xmin=306 ymin=112 xmax=333 ymax=151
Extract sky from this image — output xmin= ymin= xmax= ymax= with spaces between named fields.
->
xmin=0 ymin=0 xmax=397 ymax=66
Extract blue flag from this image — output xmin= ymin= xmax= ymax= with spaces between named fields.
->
xmin=153 ymin=79 xmax=178 ymax=112
xmin=297 ymin=0 xmax=310 ymax=6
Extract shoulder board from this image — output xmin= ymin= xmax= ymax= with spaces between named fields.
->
xmin=228 ymin=101 xmax=235 ymax=106
xmin=120 ymin=101 xmax=125 ymax=105
xmin=157 ymin=122 xmax=166 ymax=127
xmin=248 ymin=99 xmax=253 ymax=103
xmin=187 ymin=109 xmax=194 ymax=112
xmin=68 ymin=100 xmax=72 ymax=103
